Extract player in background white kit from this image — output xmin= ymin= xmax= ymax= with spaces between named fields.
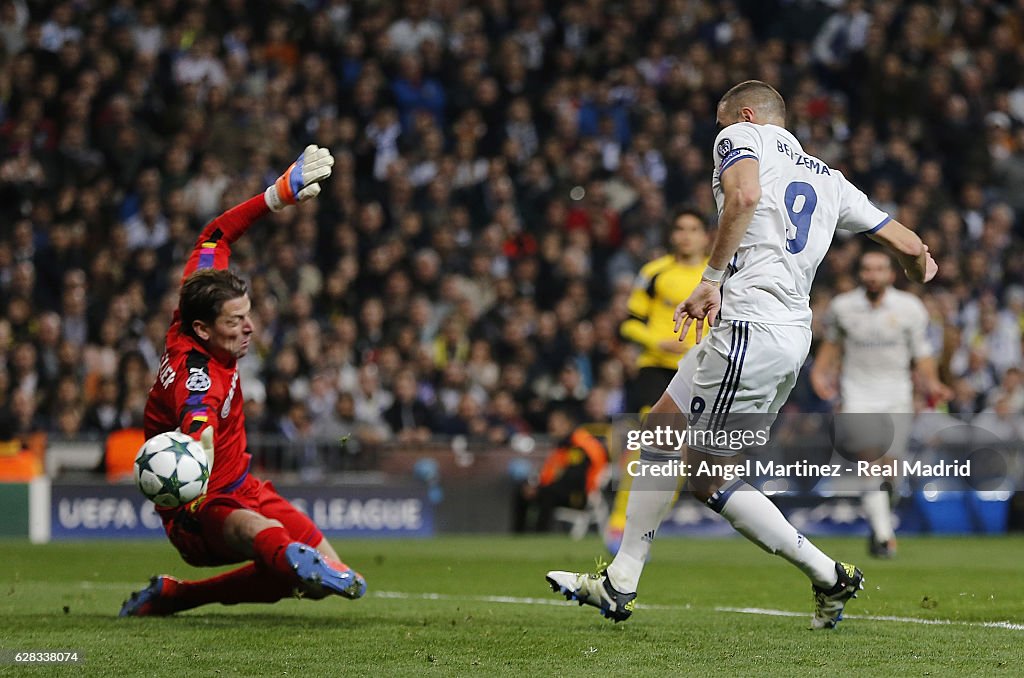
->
xmin=811 ymin=251 xmax=952 ymax=557
xmin=547 ymin=81 xmax=938 ymax=629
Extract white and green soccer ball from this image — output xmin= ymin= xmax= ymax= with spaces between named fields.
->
xmin=134 ymin=431 xmax=210 ymax=508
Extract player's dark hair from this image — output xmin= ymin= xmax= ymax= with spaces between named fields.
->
xmin=548 ymin=405 xmax=577 ymax=425
xmin=859 ymin=247 xmax=896 ymax=270
xmin=672 ymin=206 xmax=705 ymax=224
xmin=665 ymin=206 xmax=707 ymax=248
xmin=670 ymin=206 xmax=707 ymax=230
xmin=718 ymin=80 xmax=786 ymax=125
xmin=179 ymin=269 xmax=248 ymax=340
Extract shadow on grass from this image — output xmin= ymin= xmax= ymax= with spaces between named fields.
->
xmin=8 ymin=609 xmax=473 ymax=630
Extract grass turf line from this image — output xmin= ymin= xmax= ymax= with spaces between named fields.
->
xmin=1 ymin=535 xmax=1022 ymax=677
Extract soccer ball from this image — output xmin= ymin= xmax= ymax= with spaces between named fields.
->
xmin=134 ymin=431 xmax=210 ymax=508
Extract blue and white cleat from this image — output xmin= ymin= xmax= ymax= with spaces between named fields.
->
xmin=286 ymin=543 xmax=366 ymax=600
xmin=546 ymin=563 xmax=636 ymax=623
xmin=811 ymin=561 xmax=864 ymax=629
xmin=119 ymin=575 xmax=179 ymax=617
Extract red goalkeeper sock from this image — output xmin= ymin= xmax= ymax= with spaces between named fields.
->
xmin=162 ymin=564 xmax=296 ymax=613
xmin=251 ymin=525 xmax=301 ymax=581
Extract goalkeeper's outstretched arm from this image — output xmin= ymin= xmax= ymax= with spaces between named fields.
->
xmin=179 ymin=145 xmax=335 ymax=285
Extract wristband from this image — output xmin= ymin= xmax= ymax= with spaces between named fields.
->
xmin=702 ymin=265 xmax=725 ymax=283
xmin=264 ymin=184 xmax=286 ymax=212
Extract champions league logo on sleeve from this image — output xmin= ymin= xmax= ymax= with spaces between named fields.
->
xmin=185 ymin=367 xmax=212 ymax=392
xmin=717 ymin=138 xmax=733 ymax=159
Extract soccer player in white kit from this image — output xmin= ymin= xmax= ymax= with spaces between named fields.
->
xmin=811 ymin=251 xmax=951 ymax=557
xmin=547 ymin=81 xmax=938 ymax=629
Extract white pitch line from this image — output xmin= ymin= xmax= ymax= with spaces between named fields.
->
xmin=70 ymin=584 xmax=1023 ymax=631
xmin=372 ymin=591 xmax=1023 ymax=632
xmin=374 ymin=590 xmax=567 ymax=607
xmin=714 ymin=606 xmax=1024 ymax=631
xmin=372 ymin=590 xmax=684 ymax=611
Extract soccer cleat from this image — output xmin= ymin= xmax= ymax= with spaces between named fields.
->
xmin=868 ymin=530 xmax=897 ymax=559
xmin=811 ymin=561 xmax=864 ymax=629
xmin=546 ymin=560 xmax=636 ymax=623
xmin=119 ymin=575 xmax=180 ymax=617
xmin=285 ymin=543 xmax=366 ymax=600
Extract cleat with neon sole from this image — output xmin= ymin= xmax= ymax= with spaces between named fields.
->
xmin=811 ymin=561 xmax=865 ymax=630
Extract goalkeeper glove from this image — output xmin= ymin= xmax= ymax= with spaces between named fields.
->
xmin=264 ymin=144 xmax=335 ymax=212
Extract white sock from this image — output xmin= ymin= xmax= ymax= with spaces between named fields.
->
xmin=709 ymin=480 xmax=838 ymax=589
xmin=862 ymin=490 xmax=895 ymax=542
xmin=605 ymin=445 xmax=679 ymax=593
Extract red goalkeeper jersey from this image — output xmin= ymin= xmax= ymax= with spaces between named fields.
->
xmin=143 ymin=195 xmax=269 ymax=495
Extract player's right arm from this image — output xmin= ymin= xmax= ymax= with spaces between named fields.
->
xmin=708 ymin=156 xmax=761 ymax=272
xmin=675 ymin=155 xmax=760 ymax=342
xmin=179 ymin=145 xmax=335 ymax=285
xmin=835 ymin=172 xmax=937 ymax=283
xmin=810 ymin=340 xmax=842 ymax=402
xmin=868 ymin=220 xmax=937 ymax=283
xmin=906 ymin=296 xmax=952 ymax=405
xmin=810 ymin=301 xmax=843 ymax=401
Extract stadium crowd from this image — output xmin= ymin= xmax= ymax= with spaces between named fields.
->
xmin=2 ymin=0 xmax=1024 ymax=473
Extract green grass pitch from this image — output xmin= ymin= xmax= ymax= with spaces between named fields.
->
xmin=2 ymin=535 xmax=1023 ymax=677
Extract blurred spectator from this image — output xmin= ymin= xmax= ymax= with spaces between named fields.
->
xmin=124 ymin=197 xmax=169 ymax=252
xmin=7 ymin=390 xmax=43 ymax=435
xmin=0 ymin=0 xmax=29 ymax=57
xmin=82 ymin=376 xmax=129 ymax=434
xmin=276 ymin=402 xmax=323 ymax=481
xmin=487 ymin=389 xmax=530 ymax=444
xmin=384 ymin=368 xmax=433 ymax=443
xmin=437 ymin=391 xmax=489 ymax=439
xmin=387 ymin=0 xmax=443 ymax=55
xmin=542 ymin=362 xmax=588 ymax=423
xmin=512 ymin=408 xmax=608 ymax=533
xmin=351 ymin=364 xmax=393 ymax=439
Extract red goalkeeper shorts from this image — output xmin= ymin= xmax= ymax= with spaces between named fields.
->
xmin=161 ymin=474 xmax=323 ymax=567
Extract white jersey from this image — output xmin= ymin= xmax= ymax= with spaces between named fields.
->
xmin=824 ymin=287 xmax=932 ymax=412
xmin=712 ymin=123 xmax=890 ymax=327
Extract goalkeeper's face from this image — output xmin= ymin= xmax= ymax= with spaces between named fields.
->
xmin=203 ymin=294 xmax=254 ymax=362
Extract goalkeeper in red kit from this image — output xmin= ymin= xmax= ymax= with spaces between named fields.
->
xmin=119 ymin=145 xmax=367 ymax=616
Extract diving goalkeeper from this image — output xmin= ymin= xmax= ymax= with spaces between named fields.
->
xmin=120 ymin=146 xmax=367 ymax=616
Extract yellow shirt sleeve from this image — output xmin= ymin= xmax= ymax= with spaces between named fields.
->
xmin=619 ymin=256 xmax=708 ymax=370
xmin=620 ymin=260 xmax=667 ymax=350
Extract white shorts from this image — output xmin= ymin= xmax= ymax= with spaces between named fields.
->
xmin=666 ymin=320 xmax=811 ymax=455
